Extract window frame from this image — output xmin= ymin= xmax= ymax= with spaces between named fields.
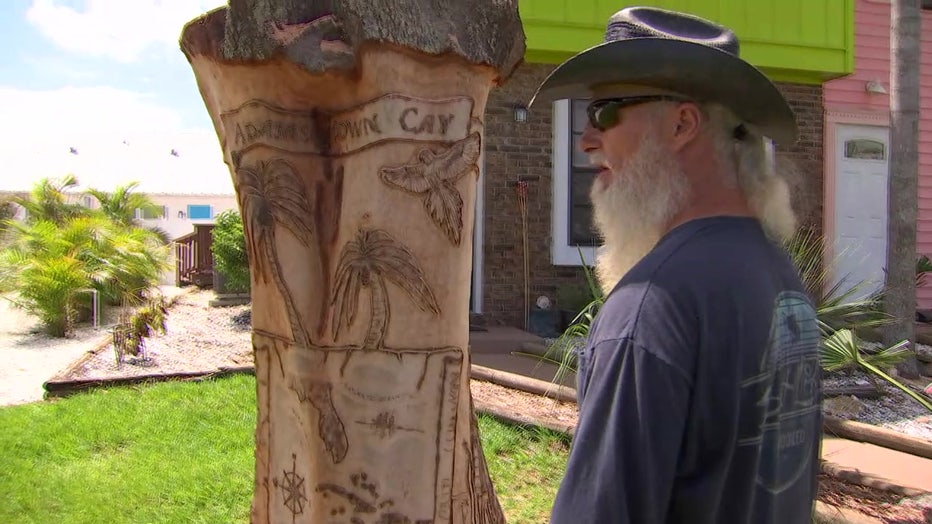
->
xmin=551 ymin=99 xmax=600 ymax=266
xmin=136 ymin=205 xmax=168 ymax=220
xmin=187 ymin=204 xmax=213 ymax=220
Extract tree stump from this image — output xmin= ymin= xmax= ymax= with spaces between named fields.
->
xmin=180 ymin=3 xmax=524 ymax=523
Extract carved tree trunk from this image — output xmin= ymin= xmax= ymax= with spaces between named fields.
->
xmin=180 ymin=2 xmax=525 ymax=523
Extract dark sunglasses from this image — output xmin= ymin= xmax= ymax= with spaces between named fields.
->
xmin=586 ymin=95 xmax=689 ymax=131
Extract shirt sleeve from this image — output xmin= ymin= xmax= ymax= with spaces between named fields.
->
xmin=550 ymin=337 xmax=693 ymax=524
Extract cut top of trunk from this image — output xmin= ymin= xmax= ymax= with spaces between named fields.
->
xmin=179 ymin=0 xmax=527 ymax=85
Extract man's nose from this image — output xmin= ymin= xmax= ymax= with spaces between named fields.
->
xmin=579 ymin=124 xmax=600 ymax=154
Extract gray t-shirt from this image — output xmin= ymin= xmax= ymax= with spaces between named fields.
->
xmin=550 ymin=216 xmax=822 ymax=524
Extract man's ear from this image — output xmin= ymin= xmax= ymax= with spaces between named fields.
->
xmin=669 ymin=102 xmax=703 ymax=152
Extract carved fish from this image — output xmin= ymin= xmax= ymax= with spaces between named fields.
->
xmin=379 ymin=132 xmax=481 ymax=245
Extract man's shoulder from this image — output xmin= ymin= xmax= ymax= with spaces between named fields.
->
xmin=629 ymin=216 xmax=799 ymax=289
xmin=592 ymin=217 xmax=805 ymax=348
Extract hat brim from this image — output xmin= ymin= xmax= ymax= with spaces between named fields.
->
xmin=528 ymin=38 xmax=798 ymax=145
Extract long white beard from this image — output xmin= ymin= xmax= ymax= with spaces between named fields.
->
xmin=590 ymin=135 xmax=690 ymax=295
xmin=589 ymin=133 xmax=799 ymax=297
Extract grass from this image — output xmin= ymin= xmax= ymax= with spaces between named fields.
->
xmin=0 ymin=375 xmax=568 ymax=524
xmin=481 ymin=416 xmax=570 ymax=522
xmin=0 ymin=376 xmax=257 ymax=524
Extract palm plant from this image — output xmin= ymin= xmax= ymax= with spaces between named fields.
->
xmin=0 ymin=220 xmax=90 ymax=337
xmin=916 ymin=255 xmax=932 ymax=288
xmin=85 ymin=181 xmax=163 ymax=227
xmin=12 ymin=175 xmax=87 ymax=226
xmin=330 ymin=227 xmax=441 ymax=372
xmin=786 ymin=229 xmax=930 ymax=412
xmin=49 ymin=215 xmax=169 ymax=305
xmin=113 ymin=293 xmax=169 ymax=366
xmin=0 ymin=202 xmax=169 ymax=336
xmin=236 ymin=158 xmax=316 ymax=347
xmin=821 ymin=329 xmax=932 ymax=411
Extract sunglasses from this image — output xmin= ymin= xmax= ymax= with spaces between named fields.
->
xmin=586 ymin=95 xmax=689 ymax=131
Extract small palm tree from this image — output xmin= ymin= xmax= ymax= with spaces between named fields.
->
xmin=85 ymin=181 xmax=163 ymax=227
xmin=330 ymin=227 xmax=441 ymax=372
xmin=0 ymin=219 xmax=90 ymax=337
xmin=237 ymin=158 xmax=316 ymax=347
xmin=13 ymin=175 xmax=87 ymax=226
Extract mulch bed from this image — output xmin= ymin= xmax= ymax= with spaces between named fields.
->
xmin=818 ymin=474 xmax=932 ymax=523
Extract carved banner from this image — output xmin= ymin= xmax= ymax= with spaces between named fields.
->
xmin=220 ymin=94 xmax=474 ymax=159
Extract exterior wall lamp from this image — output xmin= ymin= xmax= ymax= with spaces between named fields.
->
xmin=513 ymin=105 xmax=528 ymax=123
xmin=865 ymin=80 xmax=887 ymax=95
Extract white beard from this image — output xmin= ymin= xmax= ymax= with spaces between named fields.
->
xmin=589 ymin=132 xmax=799 ymax=297
xmin=590 ymin=134 xmax=690 ymax=295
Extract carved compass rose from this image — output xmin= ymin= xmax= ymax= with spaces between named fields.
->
xmin=273 ymin=453 xmax=308 ymax=521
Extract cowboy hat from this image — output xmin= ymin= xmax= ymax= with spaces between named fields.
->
xmin=528 ymin=6 xmax=798 ymax=144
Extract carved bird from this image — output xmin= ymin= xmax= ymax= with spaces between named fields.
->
xmin=379 ymin=132 xmax=481 ymax=245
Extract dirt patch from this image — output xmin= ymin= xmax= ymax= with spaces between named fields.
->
xmin=470 ymin=379 xmax=578 ymax=430
xmin=60 ymin=290 xmax=253 ymax=381
xmin=0 ymin=294 xmax=117 ymax=406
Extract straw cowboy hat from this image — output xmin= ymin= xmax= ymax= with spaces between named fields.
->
xmin=529 ymin=6 xmax=798 ymax=144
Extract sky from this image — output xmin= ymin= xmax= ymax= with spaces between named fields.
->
xmin=0 ymin=0 xmax=236 ymax=194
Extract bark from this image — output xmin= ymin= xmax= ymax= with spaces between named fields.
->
xmin=885 ymin=0 xmax=922 ymax=378
xmin=180 ymin=3 xmax=524 ymax=523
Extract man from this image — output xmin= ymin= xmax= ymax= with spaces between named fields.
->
xmin=528 ymin=6 xmax=822 ymax=523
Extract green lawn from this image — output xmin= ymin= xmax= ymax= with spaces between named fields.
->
xmin=0 ymin=375 xmax=568 ymax=524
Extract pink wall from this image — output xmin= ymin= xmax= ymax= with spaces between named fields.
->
xmin=823 ymin=0 xmax=932 ymax=307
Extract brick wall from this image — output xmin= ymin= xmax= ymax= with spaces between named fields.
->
xmin=775 ymin=83 xmax=825 ymax=235
xmin=478 ymin=63 xmax=825 ymax=327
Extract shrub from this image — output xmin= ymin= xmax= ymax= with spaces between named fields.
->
xmin=211 ymin=210 xmax=250 ymax=294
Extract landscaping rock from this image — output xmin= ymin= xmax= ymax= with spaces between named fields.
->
xmin=825 ymin=396 xmax=866 ymax=418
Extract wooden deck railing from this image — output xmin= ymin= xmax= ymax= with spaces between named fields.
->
xmin=174 ymin=224 xmax=215 ymax=287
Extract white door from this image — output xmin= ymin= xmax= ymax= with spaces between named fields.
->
xmin=832 ymin=124 xmax=890 ymax=300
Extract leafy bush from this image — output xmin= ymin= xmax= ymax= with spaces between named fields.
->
xmin=211 ymin=210 xmax=250 ymax=294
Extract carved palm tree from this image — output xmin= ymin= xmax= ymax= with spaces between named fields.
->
xmin=237 ymin=158 xmax=315 ymax=347
xmin=330 ymin=227 xmax=441 ymax=370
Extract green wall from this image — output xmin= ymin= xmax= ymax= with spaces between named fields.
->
xmin=519 ymin=0 xmax=854 ymax=84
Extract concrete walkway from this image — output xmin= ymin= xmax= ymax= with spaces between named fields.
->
xmin=822 ymin=436 xmax=932 ymax=493
xmin=470 ymin=326 xmax=932 ymax=496
xmin=0 ymin=286 xmax=194 ymax=407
